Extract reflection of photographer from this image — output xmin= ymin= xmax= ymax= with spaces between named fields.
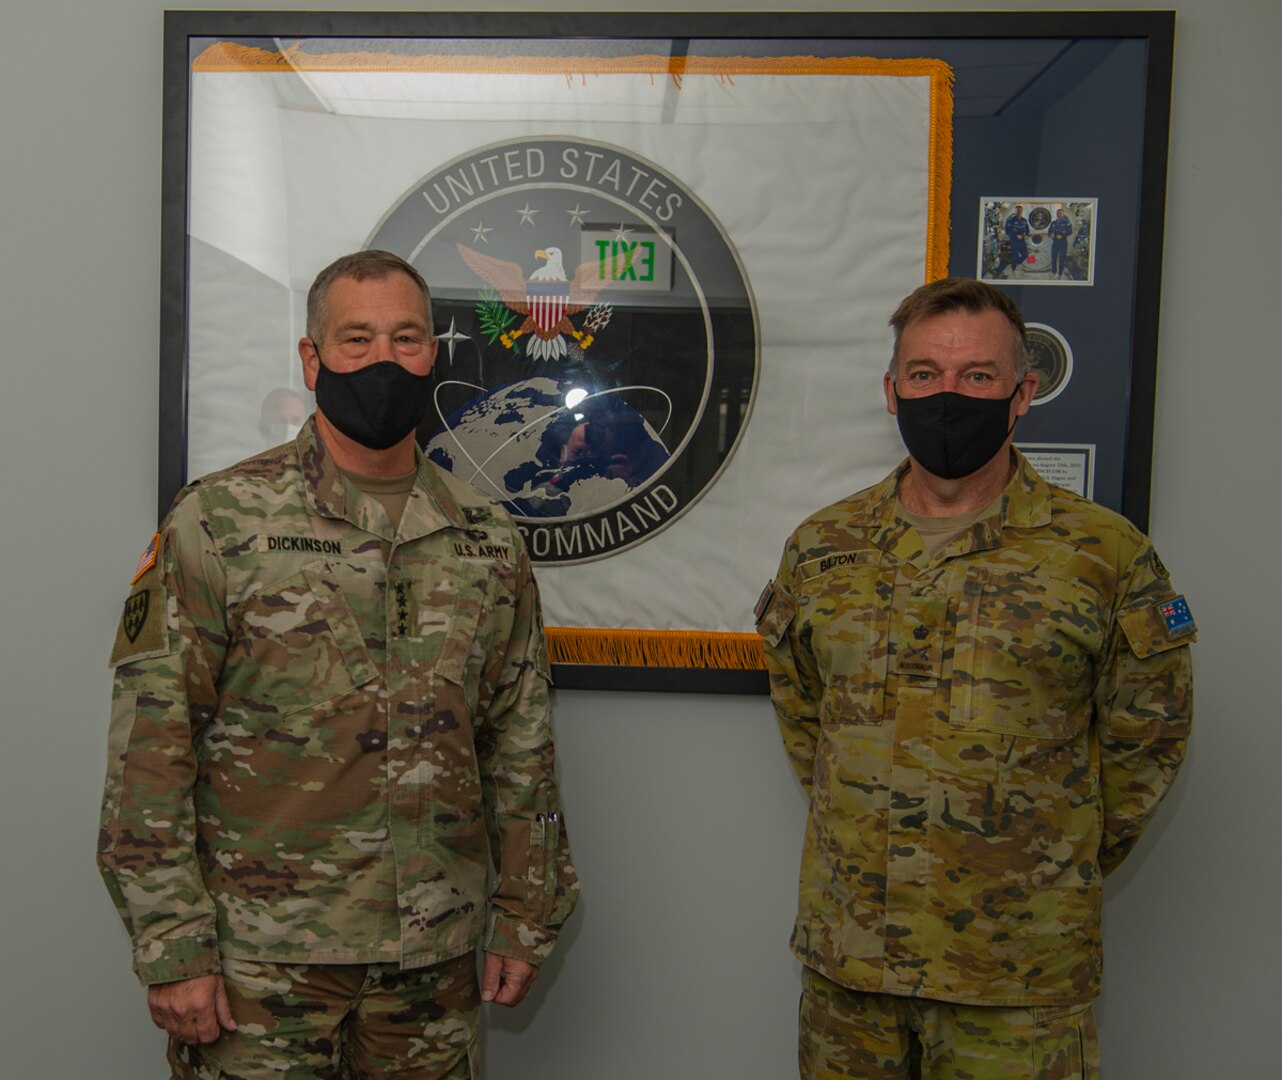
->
xmin=556 ymin=407 xmax=662 ymax=488
xmin=258 ymin=387 xmax=307 ymax=447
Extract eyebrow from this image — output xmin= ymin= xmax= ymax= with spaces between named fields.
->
xmin=334 ymin=317 xmax=428 ymax=334
xmin=901 ymin=357 xmax=1004 ymax=370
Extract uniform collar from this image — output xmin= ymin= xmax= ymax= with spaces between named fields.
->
xmin=852 ymin=449 xmax=1052 ymax=563
xmin=294 ymin=415 xmax=470 ymax=541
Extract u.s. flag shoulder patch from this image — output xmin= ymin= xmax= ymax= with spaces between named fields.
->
xmin=131 ymin=532 xmax=160 ymax=584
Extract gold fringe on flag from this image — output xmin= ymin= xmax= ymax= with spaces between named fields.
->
xmin=195 ymin=46 xmax=954 ymax=662
xmin=192 ymin=45 xmax=952 ymax=278
xmin=547 ymin=627 xmax=765 ymax=670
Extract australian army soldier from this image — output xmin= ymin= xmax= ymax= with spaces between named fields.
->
xmin=98 ymin=250 xmax=578 ymax=1078
xmin=756 ymin=277 xmax=1194 ymax=1079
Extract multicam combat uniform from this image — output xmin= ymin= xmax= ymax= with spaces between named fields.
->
xmin=758 ymin=451 xmax=1193 ymax=1009
xmin=98 ymin=418 xmax=577 ymax=989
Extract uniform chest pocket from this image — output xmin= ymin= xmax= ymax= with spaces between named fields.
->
xmin=801 ymin=556 xmax=894 ymax=726
xmin=224 ymin=561 xmax=377 ymax=717
xmin=421 ymin=558 xmax=510 ymax=705
xmin=948 ymin=567 xmax=1101 ymax=739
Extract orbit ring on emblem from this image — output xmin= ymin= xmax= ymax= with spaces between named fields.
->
xmin=366 ymin=136 xmax=761 ymax=566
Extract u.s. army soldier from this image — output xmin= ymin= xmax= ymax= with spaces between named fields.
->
xmin=757 ymin=277 xmax=1193 ymax=1079
xmin=99 ymin=250 xmax=578 ymax=1078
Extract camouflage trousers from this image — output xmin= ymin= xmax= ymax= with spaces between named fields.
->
xmin=167 ymin=953 xmax=478 ymax=1079
xmin=799 ymin=967 xmax=1099 ymax=1080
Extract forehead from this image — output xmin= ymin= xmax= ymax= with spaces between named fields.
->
xmin=898 ymin=308 xmax=1018 ymax=372
xmin=326 ymin=272 xmax=428 ymax=323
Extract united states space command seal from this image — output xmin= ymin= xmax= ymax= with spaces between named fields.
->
xmin=366 ymin=137 xmax=759 ymax=565
xmin=1024 ymin=322 xmax=1074 ymax=406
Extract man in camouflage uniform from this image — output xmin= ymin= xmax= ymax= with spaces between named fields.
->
xmin=99 ymin=251 xmax=578 ymax=1078
xmin=757 ymin=278 xmax=1193 ymax=1079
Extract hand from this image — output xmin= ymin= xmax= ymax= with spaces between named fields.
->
xmin=481 ymin=952 xmax=539 ymax=1007
xmin=147 ymin=973 xmax=237 ymax=1045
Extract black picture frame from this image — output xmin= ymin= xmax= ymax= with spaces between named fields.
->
xmin=161 ymin=10 xmax=1175 ymax=695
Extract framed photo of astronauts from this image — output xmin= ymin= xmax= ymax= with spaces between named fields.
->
xmin=977 ymin=198 xmax=1098 ymax=285
xmin=159 ymin=11 xmax=1176 ymax=693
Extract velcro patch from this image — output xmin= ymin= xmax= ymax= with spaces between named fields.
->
xmin=1159 ymin=595 xmax=1195 ymax=638
xmin=798 ymin=548 xmax=879 ymax=581
xmin=110 ymin=585 xmax=169 ymax=667
xmin=258 ymin=535 xmax=344 ymax=556
xmin=452 ymin=537 xmax=513 ymax=561
xmin=754 ymin=582 xmax=775 ymax=625
xmin=131 ymin=533 xmax=160 ymax=584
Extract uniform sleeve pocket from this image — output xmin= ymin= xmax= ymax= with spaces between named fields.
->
xmin=755 ymin=587 xmax=797 ymax=649
xmin=98 ymin=690 xmax=138 ymax=854
xmin=1117 ymin=601 xmax=1197 ymax=657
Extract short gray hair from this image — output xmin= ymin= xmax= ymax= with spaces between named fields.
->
xmin=306 ymin=250 xmax=432 ymax=341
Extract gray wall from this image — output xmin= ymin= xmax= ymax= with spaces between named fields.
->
xmin=1 ymin=1 xmax=1276 ymax=1076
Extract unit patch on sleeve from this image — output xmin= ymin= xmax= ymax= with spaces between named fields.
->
xmin=110 ymin=582 xmax=169 ymax=667
xmin=122 ymin=592 xmax=150 ymax=643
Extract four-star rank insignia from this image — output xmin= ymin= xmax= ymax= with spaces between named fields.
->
xmin=122 ymin=591 xmax=150 ymax=643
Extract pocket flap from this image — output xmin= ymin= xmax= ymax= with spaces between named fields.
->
xmin=755 ymin=585 xmax=797 ymax=649
xmin=1117 ymin=596 xmax=1197 ymax=658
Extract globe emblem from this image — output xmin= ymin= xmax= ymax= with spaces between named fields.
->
xmin=369 ymin=136 xmax=759 ymax=564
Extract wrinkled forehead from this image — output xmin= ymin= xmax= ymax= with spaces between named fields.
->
xmin=897 ymin=308 xmax=1024 ymax=371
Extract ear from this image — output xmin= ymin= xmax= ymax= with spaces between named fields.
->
xmin=1013 ymin=372 xmax=1039 ymax=417
xmin=425 ymin=333 xmax=439 ymax=375
xmin=299 ymin=337 xmax=320 ymax=392
xmin=883 ymin=370 xmax=898 ymax=416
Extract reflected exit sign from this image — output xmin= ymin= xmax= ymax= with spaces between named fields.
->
xmin=579 ymin=226 xmax=673 ymax=292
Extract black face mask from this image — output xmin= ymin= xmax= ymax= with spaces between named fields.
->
xmin=893 ymin=382 xmax=1024 ymax=480
xmin=313 ymin=358 xmax=432 ymax=451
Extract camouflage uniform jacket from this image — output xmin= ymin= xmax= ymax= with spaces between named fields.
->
xmin=758 ymin=452 xmax=1193 ymax=1007
xmin=99 ymin=418 xmax=577 ymax=986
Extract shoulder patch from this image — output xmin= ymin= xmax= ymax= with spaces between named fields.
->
xmin=754 ymin=582 xmax=775 ymax=625
xmin=110 ymin=584 xmax=170 ymax=667
xmin=1150 ymin=548 xmax=1170 ymax=580
xmin=131 ymin=532 xmax=160 ymax=584
xmin=755 ymin=587 xmax=797 ymax=649
xmin=113 ymin=531 xmax=170 ymax=666
xmin=1159 ymin=595 xmax=1195 ymax=638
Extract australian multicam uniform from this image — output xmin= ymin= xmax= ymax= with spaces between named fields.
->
xmin=758 ymin=452 xmax=1193 ymax=1007
xmin=99 ymin=418 xmax=577 ymax=987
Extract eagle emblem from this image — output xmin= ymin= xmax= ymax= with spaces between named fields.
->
xmin=457 ymin=244 xmax=612 ymax=362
